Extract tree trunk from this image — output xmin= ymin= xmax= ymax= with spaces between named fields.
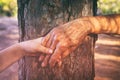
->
xmin=17 ymin=0 xmax=97 ymax=80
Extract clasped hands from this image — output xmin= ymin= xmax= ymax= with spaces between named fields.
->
xmin=38 ymin=20 xmax=90 ymax=68
xmin=39 ymin=27 xmax=76 ymax=68
xmin=21 ymin=20 xmax=90 ymax=68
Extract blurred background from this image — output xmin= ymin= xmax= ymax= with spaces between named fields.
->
xmin=98 ymin=0 xmax=120 ymax=14
xmin=0 ymin=0 xmax=17 ymax=17
xmin=0 ymin=0 xmax=120 ymax=80
xmin=1 ymin=0 xmax=120 ymax=17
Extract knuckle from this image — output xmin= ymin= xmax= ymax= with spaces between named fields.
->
xmin=60 ymin=41 xmax=68 ymax=47
xmin=53 ymin=34 xmax=61 ymax=41
xmin=58 ymin=56 xmax=61 ymax=60
xmin=52 ymin=54 xmax=60 ymax=61
xmin=56 ymin=33 xmax=61 ymax=37
xmin=53 ymin=27 xmax=58 ymax=31
xmin=52 ymin=28 xmax=59 ymax=33
xmin=71 ymin=40 xmax=79 ymax=46
xmin=49 ymin=58 xmax=54 ymax=64
xmin=53 ymin=35 xmax=58 ymax=41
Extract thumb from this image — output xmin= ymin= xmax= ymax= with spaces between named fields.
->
xmin=38 ymin=45 xmax=53 ymax=54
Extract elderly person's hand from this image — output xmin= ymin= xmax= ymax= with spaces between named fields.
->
xmin=40 ymin=14 xmax=120 ymax=68
xmin=39 ymin=19 xmax=91 ymax=67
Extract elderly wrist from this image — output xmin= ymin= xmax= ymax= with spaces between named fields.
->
xmin=78 ymin=18 xmax=93 ymax=34
xmin=85 ymin=21 xmax=93 ymax=34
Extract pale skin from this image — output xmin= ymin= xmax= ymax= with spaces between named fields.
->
xmin=0 ymin=14 xmax=120 ymax=71
xmin=0 ymin=37 xmax=53 ymax=72
xmin=40 ymin=14 xmax=120 ymax=67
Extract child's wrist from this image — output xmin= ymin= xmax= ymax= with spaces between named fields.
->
xmin=16 ymin=43 xmax=26 ymax=57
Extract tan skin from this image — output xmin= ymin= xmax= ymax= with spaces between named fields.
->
xmin=0 ymin=37 xmax=53 ymax=72
xmin=40 ymin=14 xmax=120 ymax=67
xmin=0 ymin=14 xmax=120 ymax=71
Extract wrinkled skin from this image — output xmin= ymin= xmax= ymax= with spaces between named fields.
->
xmin=39 ymin=19 xmax=91 ymax=67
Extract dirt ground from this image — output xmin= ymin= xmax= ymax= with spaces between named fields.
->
xmin=0 ymin=17 xmax=19 ymax=80
xmin=0 ymin=17 xmax=120 ymax=80
xmin=95 ymin=34 xmax=120 ymax=80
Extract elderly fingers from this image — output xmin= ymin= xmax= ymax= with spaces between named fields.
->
xmin=41 ymin=55 xmax=50 ymax=67
xmin=49 ymin=47 xmax=62 ymax=68
xmin=38 ymin=34 xmax=51 ymax=62
xmin=39 ymin=54 xmax=45 ymax=61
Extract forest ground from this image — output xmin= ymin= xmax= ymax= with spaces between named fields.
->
xmin=0 ymin=17 xmax=120 ymax=80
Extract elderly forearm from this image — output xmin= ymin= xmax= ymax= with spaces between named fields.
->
xmin=0 ymin=43 xmax=25 ymax=72
xmin=59 ymin=14 xmax=120 ymax=45
xmin=82 ymin=14 xmax=120 ymax=34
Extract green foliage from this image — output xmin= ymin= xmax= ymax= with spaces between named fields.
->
xmin=0 ymin=0 xmax=119 ymax=16
xmin=0 ymin=0 xmax=17 ymax=16
xmin=98 ymin=0 xmax=120 ymax=14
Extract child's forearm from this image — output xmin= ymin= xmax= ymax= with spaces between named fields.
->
xmin=0 ymin=37 xmax=53 ymax=72
xmin=0 ymin=43 xmax=25 ymax=72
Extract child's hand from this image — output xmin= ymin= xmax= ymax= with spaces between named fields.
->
xmin=19 ymin=37 xmax=53 ymax=56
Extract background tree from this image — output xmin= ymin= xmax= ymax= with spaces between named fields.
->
xmin=17 ymin=0 xmax=97 ymax=80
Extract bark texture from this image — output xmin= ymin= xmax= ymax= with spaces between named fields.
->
xmin=17 ymin=0 xmax=97 ymax=80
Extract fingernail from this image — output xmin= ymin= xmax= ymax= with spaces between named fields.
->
xmin=41 ymin=63 xmax=45 ymax=67
xmin=39 ymin=58 xmax=42 ymax=61
xmin=49 ymin=49 xmax=53 ymax=53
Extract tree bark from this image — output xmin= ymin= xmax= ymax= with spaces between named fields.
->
xmin=17 ymin=0 xmax=97 ymax=80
